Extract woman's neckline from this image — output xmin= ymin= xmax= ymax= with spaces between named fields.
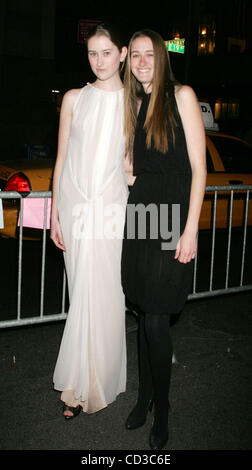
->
xmin=88 ymin=82 xmax=124 ymax=93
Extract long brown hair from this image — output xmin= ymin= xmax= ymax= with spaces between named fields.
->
xmin=124 ymin=29 xmax=179 ymax=158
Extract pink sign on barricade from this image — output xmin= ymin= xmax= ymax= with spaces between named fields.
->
xmin=18 ymin=198 xmax=51 ymax=229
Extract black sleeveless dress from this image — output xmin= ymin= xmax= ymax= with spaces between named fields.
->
xmin=121 ymin=88 xmax=194 ymax=315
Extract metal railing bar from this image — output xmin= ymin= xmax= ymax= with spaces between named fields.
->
xmin=0 ymin=313 xmax=68 ymax=329
xmin=1 ymin=184 xmax=251 ymax=200
xmin=205 ymin=184 xmax=252 ymax=191
xmin=225 ymin=190 xmax=234 ymax=289
xmin=0 ymin=191 xmax=52 ymax=199
xmin=17 ymin=198 xmax=24 ymax=321
xmin=188 ymin=284 xmax=252 ymax=300
xmin=40 ymin=198 xmax=48 ymax=318
xmin=192 ymin=233 xmax=198 ymax=294
xmin=209 ymin=190 xmax=217 ymax=291
xmin=240 ymin=190 xmax=249 ymax=287
xmin=0 ymin=312 xmax=138 ymax=331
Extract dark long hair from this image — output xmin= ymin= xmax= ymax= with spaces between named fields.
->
xmin=124 ymin=29 xmax=179 ymax=157
xmin=86 ymin=22 xmax=126 ymax=52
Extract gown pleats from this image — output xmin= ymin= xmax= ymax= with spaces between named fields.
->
xmin=53 ymin=84 xmax=128 ymax=413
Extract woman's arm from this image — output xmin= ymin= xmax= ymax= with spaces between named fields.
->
xmin=174 ymin=85 xmax=207 ymax=263
xmin=50 ymin=88 xmax=80 ymax=250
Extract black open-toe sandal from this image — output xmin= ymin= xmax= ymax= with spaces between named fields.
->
xmin=63 ymin=404 xmax=82 ymax=420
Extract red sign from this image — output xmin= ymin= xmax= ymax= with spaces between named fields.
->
xmin=77 ymin=20 xmax=101 ymax=43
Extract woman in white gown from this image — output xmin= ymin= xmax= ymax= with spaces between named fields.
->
xmin=50 ymin=24 xmax=128 ymax=418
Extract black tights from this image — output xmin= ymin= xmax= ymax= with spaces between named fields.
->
xmin=136 ymin=312 xmax=173 ymax=432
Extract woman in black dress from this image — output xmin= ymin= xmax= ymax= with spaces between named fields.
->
xmin=122 ymin=30 xmax=206 ymax=449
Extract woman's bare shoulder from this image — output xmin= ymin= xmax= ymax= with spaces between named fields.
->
xmin=63 ymin=88 xmax=82 ymax=103
xmin=60 ymin=88 xmax=83 ymax=115
xmin=175 ymin=84 xmax=198 ymax=107
xmin=174 ymin=84 xmax=205 ymax=134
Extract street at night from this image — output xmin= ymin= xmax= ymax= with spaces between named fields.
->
xmin=0 ymin=0 xmax=251 ymax=459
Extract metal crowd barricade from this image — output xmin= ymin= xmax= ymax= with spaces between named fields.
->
xmin=0 ymin=185 xmax=251 ymax=329
xmin=188 ymin=184 xmax=252 ymax=300
xmin=0 ymin=191 xmax=67 ymax=328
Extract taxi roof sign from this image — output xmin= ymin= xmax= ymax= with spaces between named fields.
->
xmin=199 ymin=102 xmax=219 ymax=131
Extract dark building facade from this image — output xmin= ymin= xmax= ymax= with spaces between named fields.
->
xmin=171 ymin=0 xmax=252 ymax=137
xmin=0 ymin=0 xmax=251 ymax=160
xmin=0 ymin=0 xmax=57 ymax=160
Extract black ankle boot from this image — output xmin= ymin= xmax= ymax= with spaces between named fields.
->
xmin=149 ymin=404 xmax=170 ymax=450
xmin=125 ymin=399 xmax=153 ymax=430
xmin=149 ymin=425 xmax=169 ymax=450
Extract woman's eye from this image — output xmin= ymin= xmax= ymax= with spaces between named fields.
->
xmin=104 ymin=51 xmax=111 ymax=56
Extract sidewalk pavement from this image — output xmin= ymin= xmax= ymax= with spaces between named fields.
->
xmin=0 ymin=291 xmax=251 ymax=451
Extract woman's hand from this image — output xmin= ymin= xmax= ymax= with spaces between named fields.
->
xmin=174 ymin=230 xmax=197 ymax=264
xmin=50 ymin=216 xmax=66 ymax=251
xmin=123 ymin=154 xmax=136 ymax=186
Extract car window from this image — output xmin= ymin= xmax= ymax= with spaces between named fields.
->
xmin=209 ymin=135 xmax=252 ymax=173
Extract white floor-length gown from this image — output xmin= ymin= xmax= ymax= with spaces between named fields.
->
xmin=53 ymin=84 xmax=128 ymax=413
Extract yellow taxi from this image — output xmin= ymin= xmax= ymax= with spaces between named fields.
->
xmin=0 ymin=105 xmax=251 ymax=237
xmin=200 ymin=131 xmax=252 ymax=229
xmin=0 ymin=159 xmax=53 ymax=238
